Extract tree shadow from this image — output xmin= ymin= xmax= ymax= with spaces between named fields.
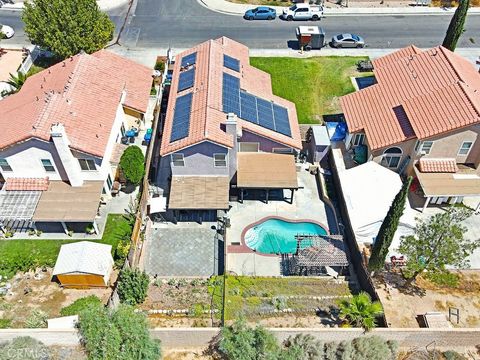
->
xmin=375 ymin=271 xmax=427 ymax=297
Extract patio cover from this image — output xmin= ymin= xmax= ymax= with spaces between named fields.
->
xmin=0 ymin=191 xmax=42 ymax=221
xmin=237 ymin=153 xmax=298 ymax=189
xmin=414 ymin=166 xmax=480 ymax=197
xmin=33 ymin=181 xmax=103 ymax=222
xmin=168 ymin=176 xmax=229 ymax=210
xmin=338 ymin=161 xmax=416 ymax=252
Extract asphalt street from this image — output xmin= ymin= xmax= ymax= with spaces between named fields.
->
xmin=1 ymin=0 xmax=480 ymax=49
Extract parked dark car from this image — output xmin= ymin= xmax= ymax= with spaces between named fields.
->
xmin=244 ymin=7 xmax=277 ymax=20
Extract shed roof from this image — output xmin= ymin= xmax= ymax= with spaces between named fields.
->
xmin=237 ymin=152 xmax=298 ymax=189
xmin=53 ymin=241 xmax=113 ymax=276
xmin=341 ymin=46 xmax=480 ymax=150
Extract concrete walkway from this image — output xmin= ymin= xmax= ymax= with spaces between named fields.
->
xmin=198 ymin=0 xmax=480 ymax=16
xmin=0 ymin=0 xmax=129 ymax=12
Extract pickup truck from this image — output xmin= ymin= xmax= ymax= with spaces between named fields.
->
xmin=281 ymin=4 xmax=323 ymax=21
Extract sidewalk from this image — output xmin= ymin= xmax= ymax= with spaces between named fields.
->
xmin=198 ymin=0 xmax=480 ymax=16
xmin=0 ymin=0 xmax=129 ymax=12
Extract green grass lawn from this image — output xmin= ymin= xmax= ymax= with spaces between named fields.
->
xmin=223 ymin=276 xmax=351 ymax=321
xmin=250 ymin=56 xmax=369 ymax=124
xmin=0 ymin=214 xmax=131 ymax=279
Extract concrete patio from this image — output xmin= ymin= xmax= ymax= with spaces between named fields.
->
xmin=226 ymin=162 xmax=330 ymax=276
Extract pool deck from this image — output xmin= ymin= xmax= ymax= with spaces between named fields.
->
xmin=226 ymin=163 xmax=329 ymax=276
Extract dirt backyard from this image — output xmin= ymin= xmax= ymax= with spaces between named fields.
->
xmin=375 ymin=270 xmax=480 ymax=328
xmin=0 ymin=268 xmax=114 ymax=328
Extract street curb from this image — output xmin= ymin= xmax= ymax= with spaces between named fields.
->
xmin=196 ymin=0 xmax=480 ymax=16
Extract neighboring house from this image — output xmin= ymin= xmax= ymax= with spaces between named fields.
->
xmin=52 ymin=241 xmax=114 ymax=288
xmin=0 ymin=50 xmax=152 ymax=233
xmin=341 ymin=45 xmax=480 ymax=210
xmin=160 ymin=37 xmax=302 ymax=219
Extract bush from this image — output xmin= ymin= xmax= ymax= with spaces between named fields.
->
xmin=0 ymin=336 xmax=49 ymax=360
xmin=119 ymin=146 xmax=145 ymax=185
xmin=283 ymin=334 xmax=323 ymax=360
xmin=117 ymin=268 xmax=149 ymax=305
xmin=114 ymin=240 xmax=130 ymax=267
xmin=0 ymin=319 xmax=11 ymax=329
xmin=78 ymin=304 xmax=161 ymax=360
xmin=425 ymin=271 xmax=460 ymax=288
xmin=443 ymin=350 xmax=467 ymax=360
xmin=60 ymin=296 xmax=102 ymax=316
xmin=350 ymin=336 xmax=398 ymax=360
xmin=24 ymin=309 xmax=48 ymax=328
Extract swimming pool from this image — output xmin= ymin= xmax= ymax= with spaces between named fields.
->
xmin=243 ymin=218 xmax=328 ymax=254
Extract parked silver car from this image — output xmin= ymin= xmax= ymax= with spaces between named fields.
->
xmin=331 ymin=33 xmax=365 ymax=48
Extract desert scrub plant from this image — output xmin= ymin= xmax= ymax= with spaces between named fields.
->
xmin=25 ymin=309 xmax=48 ymax=328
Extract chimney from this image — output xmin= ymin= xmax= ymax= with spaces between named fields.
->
xmin=50 ymin=124 xmax=84 ymax=187
xmin=225 ymin=113 xmax=239 ymax=180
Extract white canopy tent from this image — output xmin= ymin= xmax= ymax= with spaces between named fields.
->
xmin=338 ymin=161 xmax=416 ymax=257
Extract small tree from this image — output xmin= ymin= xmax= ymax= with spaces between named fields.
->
xmin=442 ymin=0 xmax=470 ymax=51
xmin=369 ymin=176 xmax=412 ymax=272
xmin=78 ymin=303 xmax=161 ymax=360
xmin=399 ymin=206 xmax=480 ymax=284
xmin=22 ymin=0 xmax=114 ymax=59
xmin=219 ymin=319 xmax=280 ymax=360
xmin=119 ymin=145 xmax=145 ymax=186
xmin=117 ymin=268 xmax=150 ymax=305
xmin=338 ymin=292 xmax=384 ymax=331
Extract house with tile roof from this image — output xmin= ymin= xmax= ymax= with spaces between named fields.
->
xmin=0 ymin=50 xmax=152 ymax=233
xmin=159 ymin=37 xmax=302 ymax=218
xmin=340 ymin=45 xmax=480 ymax=211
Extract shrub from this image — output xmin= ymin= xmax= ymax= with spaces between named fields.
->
xmin=119 ymin=146 xmax=145 ymax=185
xmin=114 ymin=240 xmax=130 ymax=267
xmin=425 ymin=271 xmax=460 ymax=288
xmin=350 ymin=336 xmax=398 ymax=360
xmin=0 ymin=336 xmax=49 ymax=360
xmin=117 ymin=268 xmax=149 ymax=305
xmin=154 ymin=61 xmax=165 ymax=72
xmin=78 ymin=304 xmax=161 ymax=360
xmin=284 ymin=334 xmax=324 ymax=360
xmin=0 ymin=319 xmax=11 ymax=329
xmin=60 ymin=295 xmax=102 ymax=316
xmin=443 ymin=350 xmax=467 ymax=360
xmin=24 ymin=309 xmax=48 ymax=328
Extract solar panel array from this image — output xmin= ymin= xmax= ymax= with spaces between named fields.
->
xmin=224 ymin=55 xmax=240 ymax=72
xmin=181 ymin=52 xmax=197 ymax=67
xmin=178 ymin=68 xmax=195 ymax=92
xmin=170 ymin=93 xmax=193 ymax=142
xmin=222 ymin=73 xmax=292 ymax=137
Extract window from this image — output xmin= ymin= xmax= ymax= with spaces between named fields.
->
xmin=78 ymin=159 xmax=96 ymax=171
xmin=272 ymin=148 xmax=294 ymax=154
xmin=214 ymin=154 xmax=227 ymax=167
xmin=0 ymin=158 xmax=12 ymax=172
xmin=352 ymin=35 xmax=361 ymax=41
xmin=419 ymin=141 xmax=433 ymax=155
xmin=106 ymin=174 xmax=113 ymax=190
xmin=458 ymin=141 xmax=473 ymax=156
xmin=41 ymin=159 xmax=55 ymax=172
xmin=172 ymin=153 xmax=185 ymax=167
xmin=381 ymin=147 xmax=402 ymax=169
xmin=239 ymin=143 xmax=259 ymax=152
xmin=353 ymin=133 xmax=365 ymax=146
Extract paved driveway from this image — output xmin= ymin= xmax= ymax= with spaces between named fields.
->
xmin=144 ymin=225 xmax=222 ymax=277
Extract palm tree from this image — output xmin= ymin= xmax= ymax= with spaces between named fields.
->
xmin=5 ymin=71 xmax=27 ymax=94
xmin=338 ymin=292 xmax=384 ymax=331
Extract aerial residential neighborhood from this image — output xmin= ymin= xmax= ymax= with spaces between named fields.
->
xmin=0 ymin=0 xmax=480 ymax=359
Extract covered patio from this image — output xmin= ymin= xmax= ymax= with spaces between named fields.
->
xmin=236 ymin=152 xmax=299 ymax=204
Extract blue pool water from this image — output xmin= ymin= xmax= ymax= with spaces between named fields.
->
xmin=244 ymin=218 xmax=328 ymax=254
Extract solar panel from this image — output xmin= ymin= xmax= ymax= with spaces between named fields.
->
xmin=222 ymin=73 xmax=240 ymax=115
xmin=181 ymin=52 xmax=197 ymax=67
xmin=256 ymin=98 xmax=275 ymax=131
xmin=170 ymin=93 xmax=193 ymax=142
xmin=240 ymin=92 xmax=258 ymax=124
xmin=177 ymin=68 xmax=195 ymax=92
xmin=224 ymin=55 xmax=240 ymax=72
xmin=273 ymin=104 xmax=291 ymax=137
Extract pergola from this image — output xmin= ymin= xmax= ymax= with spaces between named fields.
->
xmin=236 ymin=152 xmax=299 ymax=203
xmin=282 ymin=234 xmax=349 ymax=276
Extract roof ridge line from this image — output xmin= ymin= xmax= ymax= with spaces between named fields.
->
xmin=204 ymin=41 xmax=214 ymax=138
xmin=457 ymin=81 xmax=480 ymax=119
xmin=438 ymin=46 xmax=465 ymax=84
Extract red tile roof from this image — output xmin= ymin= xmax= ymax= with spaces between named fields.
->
xmin=4 ymin=177 xmax=50 ymax=191
xmin=418 ymin=158 xmax=458 ymax=173
xmin=341 ymin=46 xmax=480 ymax=150
xmin=0 ymin=50 xmax=152 ymax=157
xmin=160 ymin=37 xmax=302 ymax=155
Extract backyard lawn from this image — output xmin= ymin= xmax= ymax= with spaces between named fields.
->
xmin=0 ymin=214 xmax=131 ymax=278
xmin=250 ymin=56 xmax=369 ymax=124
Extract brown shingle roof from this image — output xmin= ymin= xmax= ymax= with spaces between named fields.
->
xmin=160 ymin=37 xmax=302 ymax=155
xmin=4 ymin=177 xmax=50 ymax=191
xmin=341 ymin=46 xmax=480 ymax=150
xmin=0 ymin=50 xmax=152 ymax=157
xmin=418 ymin=158 xmax=458 ymax=173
